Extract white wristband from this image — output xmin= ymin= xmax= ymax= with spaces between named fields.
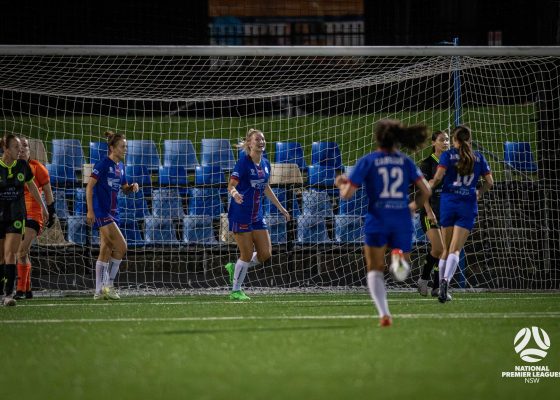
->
xmin=230 ymin=188 xmax=238 ymax=196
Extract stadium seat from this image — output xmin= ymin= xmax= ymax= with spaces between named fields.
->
xmin=238 ymin=148 xmax=268 ymax=161
xmin=66 ymin=216 xmax=87 ymax=245
xmin=163 ymin=139 xmax=199 ymax=170
xmin=151 ymin=188 xmax=185 ymax=219
xmin=302 ymin=190 xmax=334 ymax=217
xmin=503 ymin=141 xmax=537 ymax=173
xmin=126 ymin=140 xmax=161 ymax=172
xmin=311 ymin=141 xmax=343 ymax=170
xmin=413 ymin=213 xmax=427 ymax=244
xmin=188 ymin=188 xmax=224 ymax=219
xmin=263 ymin=187 xmax=300 ymax=218
xmin=274 ymin=142 xmax=307 ymax=171
xmin=89 ymin=141 xmax=108 ymax=165
xmin=194 ymin=164 xmax=227 ymax=197
xmin=266 ymin=215 xmax=287 ymax=244
xmin=159 ymin=165 xmax=189 ymax=196
xmin=144 ymin=217 xmax=180 ymax=245
xmin=74 ymin=188 xmax=87 ymax=216
xmin=200 ymin=139 xmax=236 ymax=171
xmin=297 ymin=215 xmax=331 ymax=243
xmin=52 ymin=190 xmax=69 ymax=219
xmin=307 ymin=164 xmax=336 ymax=187
xmin=47 ymin=164 xmax=78 ymax=187
xmin=51 ymin=139 xmax=86 ymax=170
xmin=338 ymin=188 xmax=368 ymax=216
xmin=118 ymin=190 xmax=151 ymax=220
xmin=120 ymin=218 xmax=145 ymax=247
xmin=182 ymin=215 xmax=218 ymax=244
xmin=28 ymin=138 xmax=48 ymax=165
xmin=125 ymin=165 xmax=152 ymax=197
xmin=335 ymin=215 xmax=364 ymax=243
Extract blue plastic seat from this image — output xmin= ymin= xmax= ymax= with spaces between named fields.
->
xmin=263 ymin=187 xmax=300 ymax=218
xmin=335 ymin=215 xmax=364 ymax=243
xmin=163 ymin=139 xmax=199 ymax=170
xmin=302 ymin=190 xmax=333 ymax=217
xmin=144 ymin=217 xmax=180 ymax=245
xmin=126 ymin=140 xmax=160 ymax=172
xmin=74 ymin=188 xmax=87 ymax=216
xmin=188 ymin=188 xmax=224 ymax=219
xmin=413 ymin=213 xmax=427 ymax=244
xmin=504 ymin=141 xmax=537 ymax=172
xmin=152 ymin=188 xmax=185 ymax=219
xmin=124 ymin=165 xmax=152 ymax=197
xmin=118 ymin=190 xmax=151 ymax=220
xmin=159 ymin=165 xmax=189 ymax=196
xmin=182 ymin=215 xmax=218 ymax=244
xmin=200 ymin=139 xmax=235 ymax=171
xmin=339 ymin=188 xmax=368 ymax=216
xmin=194 ymin=165 xmax=227 ymax=197
xmin=311 ymin=141 xmax=343 ymax=169
xmin=274 ymin=142 xmax=307 ymax=170
xmin=51 ymin=139 xmax=85 ymax=170
xmin=47 ymin=164 xmax=78 ymax=187
xmin=89 ymin=141 xmax=108 ymax=165
xmin=66 ymin=216 xmax=87 ymax=244
xmin=52 ymin=190 xmax=69 ymax=220
xmin=266 ymin=215 xmax=287 ymax=244
xmin=120 ymin=218 xmax=145 ymax=247
xmin=297 ymin=215 xmax=331 ymax=243
xmin=308 ymin=165 xmax=336 ymax=187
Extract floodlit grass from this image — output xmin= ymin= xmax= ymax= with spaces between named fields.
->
xmin=1 ymin=292 xmax=558 ymax=400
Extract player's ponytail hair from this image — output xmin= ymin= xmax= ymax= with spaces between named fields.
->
xmin=375 ymin=119 xmax=428 ymax=151
xmin=0 ymin=133 xmax=18 ymax=150
xmin=239 ymin=128 xmax=263 ymax=154
xmin=105 ymin=130 xmax=125 ymax=154
xmin=453 ymin=125 xmax=475 ymax=176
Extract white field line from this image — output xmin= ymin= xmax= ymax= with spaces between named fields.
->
xmin=13 ymin=295 xmax=560 ymax=308
xmin=1 ymin=312 xmax=560 ymax=324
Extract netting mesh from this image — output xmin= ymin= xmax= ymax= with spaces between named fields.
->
xmin=0 ymin=49 xmax=558 ymax=293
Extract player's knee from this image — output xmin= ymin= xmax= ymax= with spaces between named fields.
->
xmin=431 ymin=248 xmax=444 ymax=259
xmin=258 ymin=250 xmax=271 ymax=263
xmin=17 ymin=249 xmax=28 ymax=261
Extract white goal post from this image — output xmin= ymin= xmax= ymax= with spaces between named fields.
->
xmin=0 ymin=45 xmax=558 ymax=294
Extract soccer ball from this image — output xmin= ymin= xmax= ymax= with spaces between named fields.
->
xmin=390 ymin=249 xmax=410 ymax=282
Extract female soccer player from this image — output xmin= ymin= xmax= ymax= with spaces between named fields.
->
xmin=336 ymin=120 xmax=431 ymax=327
xmin=86 ymin=131 xmax=139 ymax=300
xmin=417 ymin=130 xmax=450 ymax=298
xmin=431 ymin=125 xmax=493 ymax=303
xmin=225 ymin=128 xmax=290 ymax=301
xmin=0 ymin=134 xmax=48 ymax=306
xmin=14 ymin=137 xmax=56 ymax=300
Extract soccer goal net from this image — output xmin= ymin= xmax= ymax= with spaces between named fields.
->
xmin=0 ymin=46 xmax=558 ymax=294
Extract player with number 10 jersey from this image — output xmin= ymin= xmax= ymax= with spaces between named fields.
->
xmin=437 ymin=147 xmax=491 ymax=231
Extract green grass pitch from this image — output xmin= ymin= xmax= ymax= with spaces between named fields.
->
xmin=1 ymin=292 xmax=558 ymax=400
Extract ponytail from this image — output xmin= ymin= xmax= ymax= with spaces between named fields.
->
xmin=453 ymin=126 xmax=475 ymax=175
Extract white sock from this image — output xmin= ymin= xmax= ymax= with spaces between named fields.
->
xmin=438 ymin=259 xmax=446 ymax=282
xmin=233 ymin=259 xmax=250 ymax=291
xmin=95 ymin=260 xmax=109 ymax=294
xmin=108 ymin=258 xmax=122 ymax=287
xmin=367 ymin=270 xmax=390 ymax=317
xmin=444 ymin=253 xmax=460 ymax=282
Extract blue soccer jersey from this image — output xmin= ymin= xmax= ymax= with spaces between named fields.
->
xmin=438 ymin=148 xmax=491 ymax=198
xmin=438 ymin=148 xmax=491 ymax=230
xmin=348 ymin=150 xmax=423 ymax=235
xmin=228 ymin=155 xmax=270 ymax=224
xmin=91 ymin=156 xmax=127 ymax=219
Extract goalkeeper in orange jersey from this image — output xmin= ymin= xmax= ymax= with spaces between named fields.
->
xmin=14 ymin=137 xmax=56 ymax=299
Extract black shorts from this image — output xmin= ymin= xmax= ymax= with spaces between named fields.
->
xmin=25 ymin=219 xmax=41 ymax=235
xmin=419 ymin=213 xmax=440 ymax=234
xmin=0 ymin=219 xmax=25 ymax=239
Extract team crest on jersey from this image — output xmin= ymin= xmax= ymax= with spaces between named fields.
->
xmin=109 ymin=167 xmax=114 ymax=173
xmin=250 ymin=168 xmax=255 ymax=175
xmin=17 ymin=173 xmax=24 ymax=182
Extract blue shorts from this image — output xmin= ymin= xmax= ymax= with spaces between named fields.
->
xmin=440 ymin=196 xmax=477 ymax=231
xmin=364 ymin=231 xmax=414 ymax=253
xmin=229 ymin=219 xmax=268 ymax=233
xmin=94 ymin=214 xmax=119 ymax=229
